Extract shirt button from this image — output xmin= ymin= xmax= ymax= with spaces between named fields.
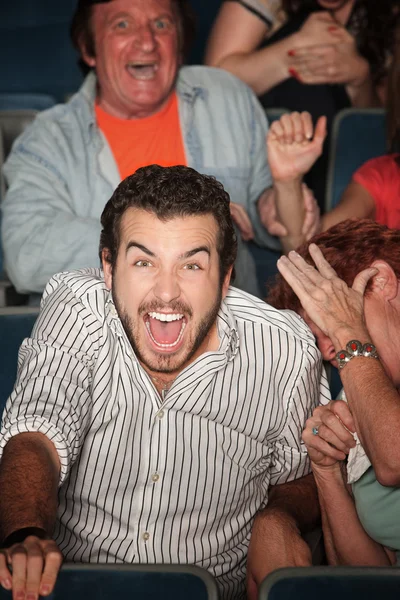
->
xmin=109 ymin=305 xmax=117 ymax=317
xmin=142 ymin=532 xmax=150 ymax=541
xmin=151 ymin=473 xmax=160 ymax=482
xmin=157 ymin=410 xmax=164 ymax=419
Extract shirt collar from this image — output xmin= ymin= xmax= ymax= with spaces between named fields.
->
xmin=75 ymin=67 xmax=207 ymax=137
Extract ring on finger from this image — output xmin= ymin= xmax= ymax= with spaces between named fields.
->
xmin=312 ymin=426 xmax=319 ymax=436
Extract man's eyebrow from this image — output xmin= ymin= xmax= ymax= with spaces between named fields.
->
xmin=125 ymin=242 xmax=156 ymax=257
xmin=180 ymin=246 xmax=211 ymax=260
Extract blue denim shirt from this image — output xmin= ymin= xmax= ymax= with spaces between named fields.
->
xmin=2 ymin=66 xmax=277 ymax=295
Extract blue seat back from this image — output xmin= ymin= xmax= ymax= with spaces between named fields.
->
xmin=0 ymin=312 xmax=38 ymax=416
xmin=260 ymin=567 xmax=400 ymax=600
xmin=0 ymin=564 xmax=219 ymax=600
xmin=325 ymin=108 xmax=386 ymax=212
xmin=0 ymin=0 xmax=82 ymax=102
xmin=0 ymin=93 xmax=56 ymax=111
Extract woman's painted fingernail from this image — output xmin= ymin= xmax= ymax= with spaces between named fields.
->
xmin=1 ymin=579 xmax=12 ymax=590
xmin=288 ymin=68 xmax=301 ymax=81
xmin=328 ymin=26 xmax=338 ymax=32
xmin=288 ymin=49 xmax=296 ymax=56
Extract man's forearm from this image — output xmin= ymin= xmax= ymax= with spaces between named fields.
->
xmin=265 ymin=473 xmax=320 ymax=533
xmin=0 ymin=433 xmax=60 ymax=542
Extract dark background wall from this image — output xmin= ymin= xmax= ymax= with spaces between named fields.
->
xmin=0 ymin=0 xmax=222 ymax=102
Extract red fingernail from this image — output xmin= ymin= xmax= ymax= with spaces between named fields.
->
xmin=1 ymin=579 xmax=11 ymax=590
xmin=288 ymin=49 xmax=296 ymax=56
xmin=288 ymin=68 xmax=301 ymax=81
xmin=328 ymin=26 xmax=338 ymax=31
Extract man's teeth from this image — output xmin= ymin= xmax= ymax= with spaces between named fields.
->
xmin=148 ymin=312 xmax=184 ymax=322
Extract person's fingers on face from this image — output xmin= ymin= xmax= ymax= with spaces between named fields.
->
xmin=25 ymin=540 xmax=44 ymax=600
xmin=351 ymin=267 xmax=379 ymax=296
xmin=290 ymin=111 xmax=305 ymax=143
xmin=39 ymin=544 xmax=63 ymax=597
xmin=308 ymin=243 xmax=338 ymax=279
xmin=331 ymin=400 xmax=356 ymax=433
xmin=0 ymin=552 xmax=12 ymax=591
xmin=285 ymin=250 xmax=328 ymax=290
xmin=10 ymin=545 xmax=28 ymax=600
xmin=280 ymin=113 xmax=295 ymax=144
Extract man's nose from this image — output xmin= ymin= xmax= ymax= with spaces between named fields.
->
xmin=153 ymin=271 xmax=181 ymax=303
xmin=133 ymin=24 xmax=157 ymax=52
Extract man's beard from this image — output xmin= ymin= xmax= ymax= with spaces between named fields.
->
xmin=112 ymin=284 xmax=223 ymax=375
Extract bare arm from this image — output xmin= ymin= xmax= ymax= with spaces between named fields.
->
xmin=261 ymin=111 xmax=326 ymax=251
xmin=321 ymin=181 xmax=376 ymax=231
xmin=205 ymin=3 xmax=294 ymax=96
xmin=0 ymin=433 xmax=60 ymax=539
xmin=247 ymin=475 xmax=318 ymax=600
xmin=313 ymin=464 xmax=395 ymax=565
xmin=0 ymin=433 xmax=62 ymax=597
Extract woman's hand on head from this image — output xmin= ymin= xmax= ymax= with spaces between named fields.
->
xmin=276 ymin=243 xmax=376 ymax=345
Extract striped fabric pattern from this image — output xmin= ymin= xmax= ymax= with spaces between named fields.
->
xmin=0 ymin=269 xmax=330 ymax=599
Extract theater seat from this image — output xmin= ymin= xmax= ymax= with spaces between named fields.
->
xmin=0 ymin=308 xmax=39 ymax=417
xmin=325 ymin=108 xmax=386 ymax=212
xmin=0 ymin=564 xmax=219 ymax=600
xmin=0 ymin=93 xmax=56 ymax=111
xmin=259 ymin=566 xmax=400 ymax=600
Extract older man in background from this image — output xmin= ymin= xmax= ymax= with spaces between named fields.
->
xmin=1 ymin=0 xmax=296 ymax=298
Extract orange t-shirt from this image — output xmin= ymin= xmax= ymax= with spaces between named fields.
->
xmin=95 ymin=93 xmax=187 ymax=181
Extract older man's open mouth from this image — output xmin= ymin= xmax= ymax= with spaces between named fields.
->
xmin=126 ymin=62 xmax=159 ymax=80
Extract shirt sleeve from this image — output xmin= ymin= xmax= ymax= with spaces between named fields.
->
xmin=0 ymin=280 xmax=96 ymax=485
xmin=2 ymin=118 xmax=101 ymax=294
xmin=268 ymin=343 xmax=331 ymax=485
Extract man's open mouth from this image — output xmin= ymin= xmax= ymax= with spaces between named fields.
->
xmin=144 ymin=312 xmax=186 ymax=349
xmin=126 ymin=62 xmax=159 ymax=80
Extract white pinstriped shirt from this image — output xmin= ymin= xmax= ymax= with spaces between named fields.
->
xmin=0 ymin=269 xmax=330 ymax=599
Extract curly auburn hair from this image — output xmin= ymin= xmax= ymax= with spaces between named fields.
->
xmin=99 ymin=164 xmax=237 ymax=284
xmin=266 ymin=219 xmax=400 ymax=313
xmin=282 ymin=0 xmax=399 ymax=85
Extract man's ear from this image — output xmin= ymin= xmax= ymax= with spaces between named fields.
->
xmin=102 ymin=249 xmax=113 ymax=290
xmin=369 ymin=260 xmax=399 ymax=301
xmin=221 ymin=266 xmax=233 ymax=300
xmin=79 ymin=37 xmax=96 ymax=69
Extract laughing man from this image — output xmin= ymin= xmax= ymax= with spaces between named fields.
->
xmin=0 ymin=166 xmax=329 ymax=600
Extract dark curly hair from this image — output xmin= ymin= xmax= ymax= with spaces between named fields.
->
xmin=100 ymin=164 xmax=237 ymax=284
xmin=282 ymin=0 xmax=399 ymax=85
xmin=70 ymin=0 xmax=196 ymax=76
xmin=266 ymin=219 xmax=400 ymax=313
